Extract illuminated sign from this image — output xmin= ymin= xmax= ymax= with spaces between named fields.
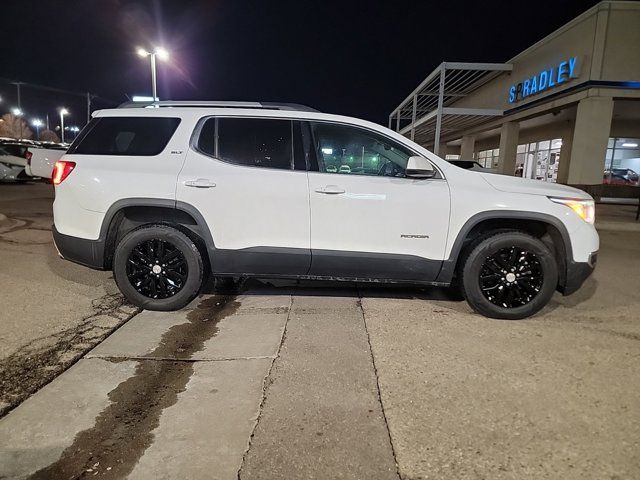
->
xmin=508 ymin=57 xmax=578 ymax=103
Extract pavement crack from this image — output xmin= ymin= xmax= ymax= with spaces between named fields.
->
xmin=356 ymin=289 xmax=402 ymax=480
xmin=236 ymin=292 xmax=294 ymax=480
xmin=27 ymin=294 xmax=240 ymax=480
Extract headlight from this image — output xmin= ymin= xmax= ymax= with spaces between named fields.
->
xmin=549 ymin=197 xmax=595 ymax=224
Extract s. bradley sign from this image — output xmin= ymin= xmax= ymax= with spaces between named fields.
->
xmin=508 ymin=57 xmax=579 ymax=103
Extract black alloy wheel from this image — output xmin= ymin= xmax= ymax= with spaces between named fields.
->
xmin=479 ymin=246 xmax=544 ymax=308
xmin=460 ymin=231 xmax=558 ymax=320
xmin=126 ymin=238 xmax=188 ymax=299
xmin=113 ymin=224 xmax=204 ymax=311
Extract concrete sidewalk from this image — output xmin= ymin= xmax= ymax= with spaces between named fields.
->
xmin=240 ymin=290 xmax=397 ymax=480
xmin=0 ymin=291 xmax=291 ymax=479
xmin=0 ymin=284 xmax=400 ymax=480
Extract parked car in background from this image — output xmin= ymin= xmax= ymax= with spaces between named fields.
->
xmin=0 ymin=147 xmax=29 ymax=182
xmin=0 ymin=139 xmax=67 ymax=180
xmin=0 ymin=141 xmax=31 ymax=168
xmin=24 ymin=142 xmax=67 ymax=178
xmin=0 ymin=142 xmax=31 ymax=182
xmin=603 ymin=168 xmax=639 ymax=186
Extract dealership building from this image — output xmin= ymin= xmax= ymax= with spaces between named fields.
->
xmin=389 ymin=1 xmax=640 ymax=187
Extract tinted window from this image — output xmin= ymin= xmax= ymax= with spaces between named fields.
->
xmin=311 ymin=122 xmax=413 ymax=177
xmin=217 ymin=118 xmax=292 ymax=170
xmin=68 ymin=117 xmax=180 ymax=156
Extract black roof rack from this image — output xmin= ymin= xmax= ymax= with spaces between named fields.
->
xmin=116 ymin=100 xmax=319 ymax=113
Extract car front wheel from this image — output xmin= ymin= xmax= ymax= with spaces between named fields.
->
xmin=113 ymin=224 xmax=204 ymax=310
xmin=460 ymin=231 xmax=558 ymax=320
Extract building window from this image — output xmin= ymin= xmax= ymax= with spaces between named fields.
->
xmin=475 ymin=148 xmax=499 ymax=168
xmin=604 ymin=138 xmax=640 ymax=185
xmin=515 ymin=139 xmax=562 ymax=182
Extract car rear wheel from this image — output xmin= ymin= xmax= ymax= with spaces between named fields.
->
xmin=460 ymin=231 xmax=558 ymax=320
xmin=113 ymin=224 xmax=204 ymax=311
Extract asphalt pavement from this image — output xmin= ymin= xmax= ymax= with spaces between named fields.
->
xmin=1 ymin=181 xmax=639 ymax=479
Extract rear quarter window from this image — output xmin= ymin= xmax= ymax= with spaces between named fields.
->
xmin=68 ymin=117 xmax=181 ymax=156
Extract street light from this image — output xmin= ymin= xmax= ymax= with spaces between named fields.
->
xmin=60 ymin=108 xmax=69 ymax=143
xmin=137 ymin=47 xmax=169 ymax=101
xmin=32 ymin=119 xmax=43 ymax=140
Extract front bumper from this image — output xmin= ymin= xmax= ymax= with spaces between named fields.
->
xmin=560 ymin=251 xmax=597 ymax=295
xmin=52 ymin=225 xmax=106 ymax=270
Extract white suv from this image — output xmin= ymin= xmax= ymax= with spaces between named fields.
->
xmin=52 ymin=101 xmax=599 ymax=319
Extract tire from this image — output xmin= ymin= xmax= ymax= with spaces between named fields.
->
xmin=113 ymin=224 xmax=204 ymax=311
xmin=460 ymin=231 xmax=558 ymax=320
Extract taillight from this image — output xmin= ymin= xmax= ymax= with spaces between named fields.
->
xmin=25 ymin=150 xmax=33 ymax=164
xmin=52 ymin=160 xmax=76 ymax=185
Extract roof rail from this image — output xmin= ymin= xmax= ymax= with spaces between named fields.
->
xmin=117 ymin=100 xmax=319 ymax=112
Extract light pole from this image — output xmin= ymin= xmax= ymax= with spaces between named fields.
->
xmin=12 ymin=108 xmax=23 ymax=139
xmin=59 ymin=108 xmax=69 ymax=143
xmin=32 ymin=119 xmax=43 ymax=140
xmin=137 ymin=47 xmax=169 ymax=101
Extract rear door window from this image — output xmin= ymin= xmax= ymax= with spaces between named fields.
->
xmin=196 ymin=117 xmax=309 ymax=171
xmin=68 ymin=117 xmax=180 ymax=156
xmin=217 ymin=118 xmax=293 ymax=170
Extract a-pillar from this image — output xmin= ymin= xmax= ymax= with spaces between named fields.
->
xmin=497 ymin=121 xmax=520 ymax=176
xmin=566 ymin=97 xmax=613 ymax=185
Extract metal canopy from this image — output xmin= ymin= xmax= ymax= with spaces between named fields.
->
xmin=389 ymin=62 xmax=512 ymax=154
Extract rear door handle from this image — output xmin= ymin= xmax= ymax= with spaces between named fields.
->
xmin=185 ymin=178 xmax=216 ymax=188
xmin=315 ymin=185 xmax=345 ymax=195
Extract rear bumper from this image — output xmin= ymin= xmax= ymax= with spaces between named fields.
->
xmin=52 ymin=225 xmax=106 ymax=270
xmin=560 ymin=251 xmax=597 ymax=295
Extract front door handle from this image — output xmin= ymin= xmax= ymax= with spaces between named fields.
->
xmin=185 ymin=178 xmax=216 ymax=188
xmin=315 ymin=185 xmax=345 ymax=195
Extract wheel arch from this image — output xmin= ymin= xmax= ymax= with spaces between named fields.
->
xmin=99 ymin=198 xmax=215 ymax=270
xmin=436 ymin=211 xmax=572 ymax=290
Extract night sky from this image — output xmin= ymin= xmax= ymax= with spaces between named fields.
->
xmin=1 ymin=0 xmax=601 ymax=129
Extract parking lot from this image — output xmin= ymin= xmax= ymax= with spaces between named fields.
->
xmin=1 ymin=182 xmax=639 ymax=479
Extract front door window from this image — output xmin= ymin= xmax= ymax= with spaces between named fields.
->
xmin=311 ymin=122 xmax=413 ymax=177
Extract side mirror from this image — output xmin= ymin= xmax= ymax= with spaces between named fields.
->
xmin=406 ymin=156 xmax=436 ymax=179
